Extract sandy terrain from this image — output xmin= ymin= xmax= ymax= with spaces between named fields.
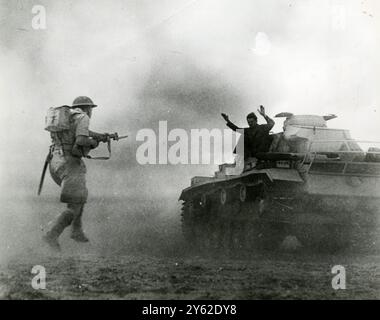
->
xmin=1 ymin=251 xmax=380 ymax=300
xmin=0 ymin=196 xmax=379 ymax=300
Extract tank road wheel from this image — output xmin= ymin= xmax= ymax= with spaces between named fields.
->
xmin=220 ymin=188 xmax=227 ymax=206
xmin=239 ymin=184 xmax=247 ymax=203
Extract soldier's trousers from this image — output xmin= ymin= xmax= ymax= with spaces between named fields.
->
xmin=47 ymin=150 xmax=88 ymax=238
xmin=47 ymin=203 xmax=84 ymax=238
xmin=49 ymin=150 xmax=88 ymax=204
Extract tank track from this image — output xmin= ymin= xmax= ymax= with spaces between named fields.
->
xmin=181 ymin=182 xmax=380 ymax=254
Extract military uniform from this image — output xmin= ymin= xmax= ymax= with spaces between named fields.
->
xmin=49 ymin=108 xmax=90 ymax=204
xmin=226 ymin=121 xmax=274 ymax=159
xmin=44 ymin=97 xmax=98 ymax=251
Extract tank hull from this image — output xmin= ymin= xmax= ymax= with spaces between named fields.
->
xmin=180 ymin=168 xmax=380 ymax=253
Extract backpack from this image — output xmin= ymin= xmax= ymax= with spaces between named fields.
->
xmin=44 ymin=106 xmax=113 ymax=160
xmin=44 ymin=105 xmax=72 ymax=132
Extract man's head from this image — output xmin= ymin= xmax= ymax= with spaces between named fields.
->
xmin=72 ymin=96 xmax=97 ymax=118
xmin=246 ymin=112 xmax=258 ymax=128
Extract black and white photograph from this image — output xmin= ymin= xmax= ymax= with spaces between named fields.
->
xmin=0 ymin=0 xmax=379 ymax=305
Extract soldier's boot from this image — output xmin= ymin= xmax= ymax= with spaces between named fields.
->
xmin=70 ymin=204 xmax=89 ymax=243
xmin=43 ymin=208 xmax=75 ymax=251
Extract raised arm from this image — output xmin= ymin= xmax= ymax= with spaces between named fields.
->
xmin=257 ymin=105 xmax=275 ymax=130
xmin=221 ymin=113 xmax=242 ymax=132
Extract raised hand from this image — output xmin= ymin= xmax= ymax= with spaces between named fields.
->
xmin=221 ymin=113 xmax=229 ymax=122
xmin=257 ymin=105 xmax=266 ymax=117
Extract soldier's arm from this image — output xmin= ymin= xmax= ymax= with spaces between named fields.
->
xmin=263 ymin=114 xmax=275 ymax=130
xmin=74 ymin=114 xmax=99 ymax=149
xmin=75 ymin=136 xmax=98 ymax=148
xmin=221 ymin=113 xmax=241 ymax=131
xmin=226 ymin=121 xmax=241 ymax=132
xmin=257 ymin=106 xmax=275 ymax=130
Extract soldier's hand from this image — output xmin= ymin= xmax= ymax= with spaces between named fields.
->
xmin=257 ymin=105 xmax=266 ymax=117
xmin=98 ymin=133 xmax=109 ymax=143
xmin=221 ymin=113 xmax=229 ymax=122
xmin=90 ymin=138 xmax=99 ymax=149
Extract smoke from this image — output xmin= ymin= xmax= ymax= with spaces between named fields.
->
xmin=1 ymin=0 xmax=380 ymax=262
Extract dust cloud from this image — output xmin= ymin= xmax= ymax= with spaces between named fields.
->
xmin=1 ymin=0 xmax=380 ymax=263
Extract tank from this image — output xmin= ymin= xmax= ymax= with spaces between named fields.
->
xmin=179 ymin=113 xmax=380 ymax=253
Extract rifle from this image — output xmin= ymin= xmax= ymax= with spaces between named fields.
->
xmin=86 ymin=132 xmax=128 ymax=160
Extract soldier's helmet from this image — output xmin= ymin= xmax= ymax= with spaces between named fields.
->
xmin=71 ymin=96 xmax=97 ymax=108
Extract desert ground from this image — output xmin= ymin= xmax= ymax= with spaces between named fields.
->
xmin=0 ymin=196 xmax=379 ymax=300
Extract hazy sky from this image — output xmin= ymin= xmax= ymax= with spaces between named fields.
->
xmin=1 ymin=0 xmax=379 ymax=200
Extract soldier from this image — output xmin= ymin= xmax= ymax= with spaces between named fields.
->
xmin=43 ymin=96 xmax=108 ymax=251
xmin=221 ymin=105 xmax=275 ymax=159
